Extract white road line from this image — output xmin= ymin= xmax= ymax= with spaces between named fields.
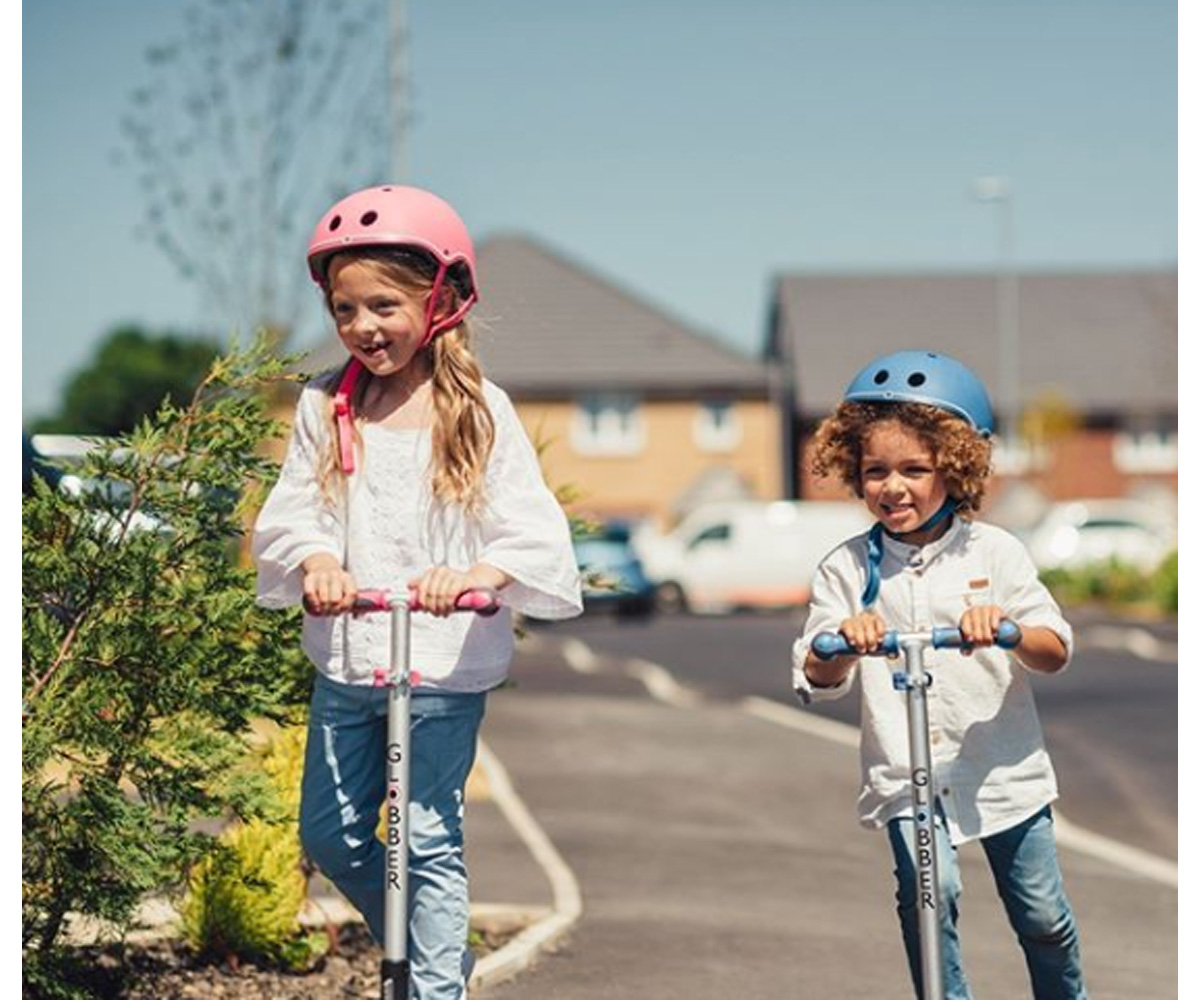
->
xmin=740 ymin=696 xmax=1178 ymax=887
xmin=1052 ymin=814 xmax=1177 ymax=887
xmin=471 ymin=741 xmax=583 ymax=991
xmin=741 ymin=695 xmax=860 ymax=749
xmin=1076 ymin=625 xmax=1177 ymax=663
xmin=625 ymin=658 xmax=704 ymax=708
xmin=560 ymin=636 xmax=601 ymax=673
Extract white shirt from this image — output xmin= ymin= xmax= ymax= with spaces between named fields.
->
xmin=253 ymin=375 xmax=582 ymax=691
xmin=792 ymin=517 xmax=1073 ymax=845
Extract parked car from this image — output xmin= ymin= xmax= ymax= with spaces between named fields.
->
xmin=574 ymin=524 xmax=657 ymax=618
xmin=1020 ymin=499 xmax=1176 ymax=572
xmin=632 ymin=500 xmax=873 ymax=614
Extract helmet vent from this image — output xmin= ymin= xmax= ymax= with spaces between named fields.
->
xmin=360 ymin=211 xmax=379 ymax=227
xmin=873 ymin=370 xmax=889 ymax=385
xmin=329 ymin=215 xmax=342 ymax=232
xmin=908 ymin=372 xmax=927 ymax=387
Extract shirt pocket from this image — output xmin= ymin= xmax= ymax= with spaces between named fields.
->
xmin=932 ymin=578 xmax=994 ymax=618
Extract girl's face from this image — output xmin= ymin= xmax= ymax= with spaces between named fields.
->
xmin=327 ymin=257 xmax=431 ymax=379
xmin=859 ymin=420 xmax=950 ymax=542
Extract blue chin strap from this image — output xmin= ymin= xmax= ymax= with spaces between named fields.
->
xmin=861 ymin=497 xmax=958 ymax=607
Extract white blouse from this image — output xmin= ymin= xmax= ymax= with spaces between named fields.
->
xmin=253 ymin=375 xmax=582 ymax=691
xmin=792 ymin=517 xmax=1074 ymax=845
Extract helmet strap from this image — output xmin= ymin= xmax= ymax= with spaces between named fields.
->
xmin=421 ymin=261 xmax=478 ymax=347
xmin=333 ymin=359 xmax=365 ymax=475
xmin=860 ymin=497 xmax=958 ymax=608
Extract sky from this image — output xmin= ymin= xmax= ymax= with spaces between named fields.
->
xmin=21 ymin=0 xmax=1178 ymax=424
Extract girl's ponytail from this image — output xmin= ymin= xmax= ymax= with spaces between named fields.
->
xmin=430 ymin=322 xmax=494 ymax=513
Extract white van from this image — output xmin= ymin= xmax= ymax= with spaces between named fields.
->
xmin=632 ymin=500 xmax=872 ymax=614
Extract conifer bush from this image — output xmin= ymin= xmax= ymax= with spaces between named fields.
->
xmin=22 ymin=337 xmax=312 ymax=997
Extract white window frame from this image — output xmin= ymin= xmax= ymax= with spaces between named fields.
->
xmin=1113 ymin=427 xmax=1178 ymax=474
xmin=693 ymin=399 xmax=741 ymax=453
xmin=990 ymin=434 xmax=1047 ymax=476
xmin=571 ymin=392 xmax=646 ymax=456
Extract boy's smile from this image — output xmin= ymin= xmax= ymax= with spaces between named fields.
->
xmin=859 ymin=421 xmax=951 ymax=544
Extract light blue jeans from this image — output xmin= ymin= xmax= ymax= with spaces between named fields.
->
xmin=887 ymin=805 xmax=1087 ymax=1000
xmin=300 ymin=673 xmax=487 ymax=1000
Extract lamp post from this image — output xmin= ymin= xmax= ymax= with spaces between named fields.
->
xmin=973 ymin=176 xmax=1020 ymax=442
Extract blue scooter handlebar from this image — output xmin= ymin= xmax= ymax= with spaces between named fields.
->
xmin=811 ymin=619 xmax=1022 ymax=661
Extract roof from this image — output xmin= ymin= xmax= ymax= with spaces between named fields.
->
xmin=301 ymin=234 xmax=769 ymax=396
xmin=768 ymin=270 xmax=1177 ymax=418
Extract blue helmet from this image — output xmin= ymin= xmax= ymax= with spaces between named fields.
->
xmin=843 ymin=350 xmax=994 ymax=436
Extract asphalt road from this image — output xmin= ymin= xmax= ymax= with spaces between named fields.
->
xmin=531 ymin=607 xmax=1178 ymax=860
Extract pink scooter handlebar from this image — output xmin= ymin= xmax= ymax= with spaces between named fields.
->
xmin=352 ymin=588 xmax=502 ymax=616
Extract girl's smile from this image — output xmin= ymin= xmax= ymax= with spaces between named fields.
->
xmin=327 ymin=257 xmax=430 ymax=380
xmin=859 ymin=421 xmax=951 ymax=544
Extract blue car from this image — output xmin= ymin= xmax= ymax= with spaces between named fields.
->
xmin=573 ymin=527 xmax=657 ymax=618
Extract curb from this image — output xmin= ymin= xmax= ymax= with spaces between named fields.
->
xmin=468 ymin=739 xmax=583 ymax=992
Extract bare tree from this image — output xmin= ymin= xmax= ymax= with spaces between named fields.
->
xmin=118 ymin=0 xmax=396 ymax=342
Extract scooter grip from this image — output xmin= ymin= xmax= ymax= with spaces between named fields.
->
xmin=931 ymin=619 xmax=1023 ymax=650
xmin=451 ymin=589 xmax=502 ymax=617
xmin=352 ymin=589 xmax=392 ymax=613
xmin=812 ymin=632 xmax=854 ymax=660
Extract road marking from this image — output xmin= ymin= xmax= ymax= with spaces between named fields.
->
xmin=1076 ymin=625 xmax=1177 ymax=663
xmin=741 ymin=695 xmax=860 ymax=748
xmin=626 ymin=657 xmax=704 ymax=708
xmin=560 ymin=636 xmax=601 ymax=673
xmin=740 ymin=696 xmax=1178 ymax=887
xmin=472 ymin=741 xmax=583 ymax=990
xmin=1052 ymin=814 xmax=1177 ymax=887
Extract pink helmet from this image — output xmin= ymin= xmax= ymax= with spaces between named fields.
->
xmin=310 ymin=185 xmax=480 ymax=475
xmin=307 ymin=184 xmax=479 ymax=343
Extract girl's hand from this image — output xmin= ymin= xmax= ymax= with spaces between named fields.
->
xmin=958 ymin=604 xmax=1005 ymax=653
xmin=838 ymin=610 xmax=889 ymax=655
xmin=302 ymin=553 xmax=358 ymax=616
xmin=408 ymin=563 xmax=513 ymax=617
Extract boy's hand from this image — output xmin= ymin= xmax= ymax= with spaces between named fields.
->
xmin=302 ymin=553 xmax=358 ymax=616
xmin=838 ymin=611 xmax=889 ymax=655
xmin=958 ymin=604 xmax=1005 ymax=653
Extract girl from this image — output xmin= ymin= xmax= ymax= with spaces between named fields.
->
xmin=792 ymin=350 xmax=1087 ymax=1000
xmin=253 ymin=185 xmax=582 ymax=999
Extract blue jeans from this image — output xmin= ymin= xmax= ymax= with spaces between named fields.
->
xmin=887 ymin=805 xmax=1087 ymax=1000
xmin=300 ymin=673 xmax=487 ymax=1000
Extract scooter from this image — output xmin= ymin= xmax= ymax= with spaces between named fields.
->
xmin=811 ymin=620 xmax=1022 ymax=1000
xmin=351 ymin=587 xmax=501 ymax=1000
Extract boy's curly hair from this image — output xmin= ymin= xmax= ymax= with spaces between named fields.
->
xmin=810 ymin=401 xmax=993 ymax=516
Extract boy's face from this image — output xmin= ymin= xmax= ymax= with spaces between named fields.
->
xmin=859 ymin=421 xmax=950 ymax=542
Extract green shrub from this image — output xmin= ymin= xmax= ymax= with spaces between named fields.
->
xmin=182 ymin=725 xmax=326 ymax=969
xmin=22 ymin=337 xmax=312 ymax=997
xmin=1041 ymin=552 xmax=1178 ymax=615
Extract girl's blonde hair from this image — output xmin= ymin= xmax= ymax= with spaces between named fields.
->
xmin=315 ymin=248 xmax=495 ymax=513
xmin=809 ymin=401 xmax=993 ymax=516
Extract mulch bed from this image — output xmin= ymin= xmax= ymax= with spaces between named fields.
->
xmin=64 ymin=922 xmax=516 ymax=999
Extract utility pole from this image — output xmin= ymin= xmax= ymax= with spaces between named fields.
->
xmin=973 ymin=176 xmax=1020 ymax=440
xmin=389 ymin=0 xmax=409 ymax=182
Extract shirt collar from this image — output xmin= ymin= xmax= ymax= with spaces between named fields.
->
xmin=879 ymin=514 xmax=965 ymax=564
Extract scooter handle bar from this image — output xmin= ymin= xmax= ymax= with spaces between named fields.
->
xmin=811 ymin=619 xmax=1022 ymax=661
xmin=352 ymin=588 xmax=501 ymax=616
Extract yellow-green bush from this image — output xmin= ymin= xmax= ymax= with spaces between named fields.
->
xmin=1040 ymin=550 xmax=1178 ymax=616
xmin=181 ymin=725 xmax=326 ymax=969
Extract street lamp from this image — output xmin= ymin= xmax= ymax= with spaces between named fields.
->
xmin=973 ymin=176 xmax=1020 ymax=442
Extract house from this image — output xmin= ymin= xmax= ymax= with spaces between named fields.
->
xmin=765 ymin=269 xmax=1178 ymax=517
xmin=300 ymin=234 xmax=782 ymax=529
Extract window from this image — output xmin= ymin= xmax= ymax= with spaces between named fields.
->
xmin=571 ymin=393 xmax=645 ymax=455
xmin=1113 ymin=422 xmax=1177 ymax=474
xmin=990 ymin=435 xmax=1046 ymax=475
xmin=694 ymin=399 xmax=741 ymax=452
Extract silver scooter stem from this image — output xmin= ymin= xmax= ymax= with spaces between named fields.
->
xmin=897 ymin=635 xmax=943 ymax=1000
xmin=382 ymin=597 xmax=413 ymax=999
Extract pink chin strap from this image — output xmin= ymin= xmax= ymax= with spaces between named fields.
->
xmin=333 ymin=272 xmax=477 ymax=474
